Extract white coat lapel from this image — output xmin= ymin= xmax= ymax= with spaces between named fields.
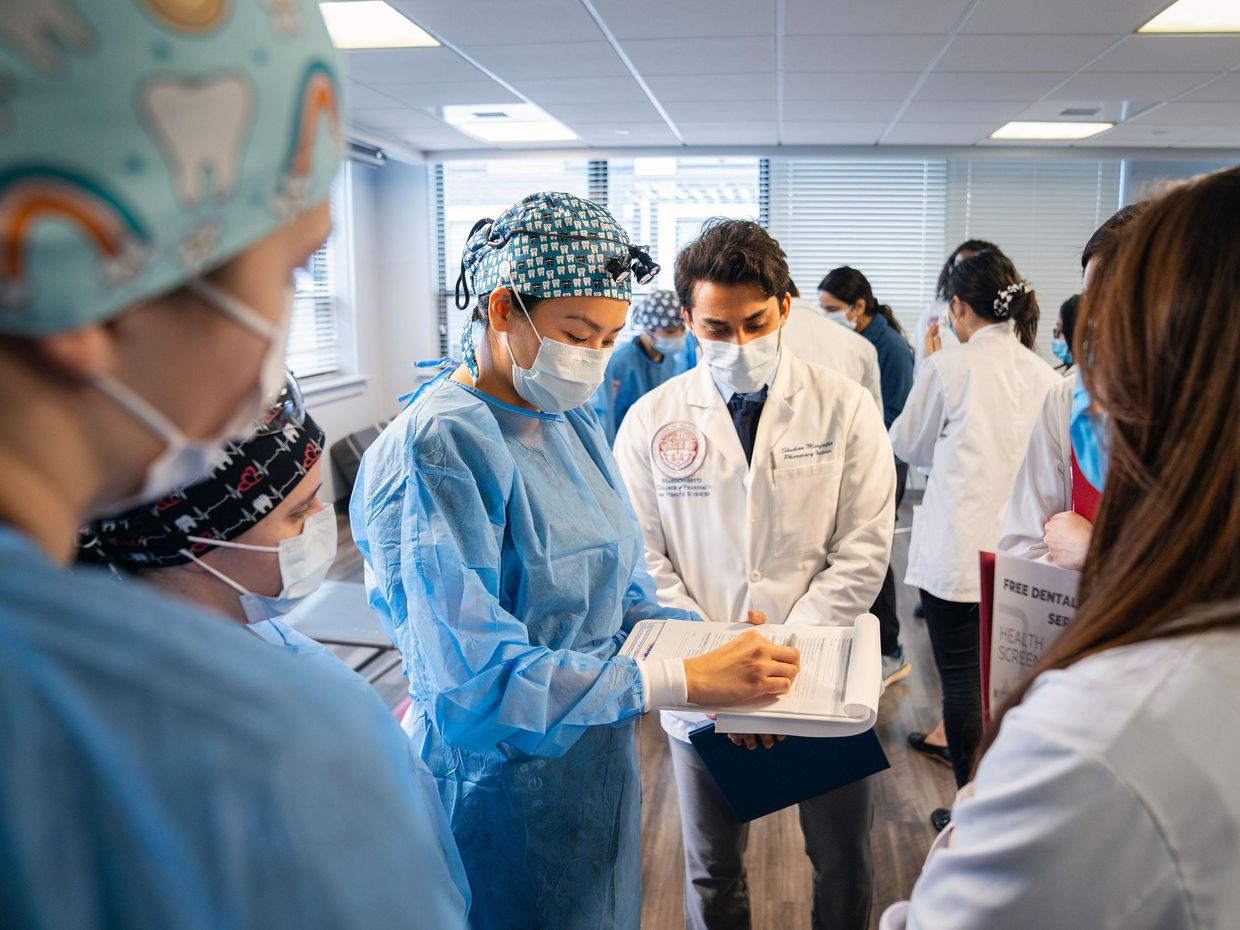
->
xmin=750 ymin=353 xmax=801 ymax=469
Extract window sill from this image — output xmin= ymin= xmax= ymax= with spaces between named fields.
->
xmin=299 ymin=372 xmax=372 ymax=405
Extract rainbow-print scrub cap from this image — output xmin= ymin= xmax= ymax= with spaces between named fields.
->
xmin=0 ymin=0 xmax=343 ymax=335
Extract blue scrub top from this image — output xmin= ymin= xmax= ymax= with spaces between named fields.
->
xmin=590 ymin=335 xmax=697 ymax=444
xmin=0 ymin=526 xmax=469 ymax=930
xmin=859 ymin=313 xmax=915 ymax=429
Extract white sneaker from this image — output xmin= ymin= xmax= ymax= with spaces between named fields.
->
xmin=882 ymin=647 xmax=911 ymax=690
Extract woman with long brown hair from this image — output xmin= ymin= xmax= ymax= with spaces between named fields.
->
xmin=881 ymin=167 xmax=1240 ymax=929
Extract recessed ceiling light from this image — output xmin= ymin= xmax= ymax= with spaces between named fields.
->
xmin=1140 ymin=0 xmax=1240 ymax=33
xmin=441 ymin=104 xmax=577 ymax=144
xmin=990 ymin=121 xmax=1114 ymax=140
xmin=319 ymin=2 xmax=439 ymax=49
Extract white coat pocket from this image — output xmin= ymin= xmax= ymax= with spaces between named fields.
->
xmin=771 ymin=460 xmax=841 ymax=559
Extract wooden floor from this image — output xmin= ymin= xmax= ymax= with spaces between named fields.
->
xmin=330 ymin=496 xmax=956 ymax=929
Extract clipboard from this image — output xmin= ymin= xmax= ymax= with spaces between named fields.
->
xmin=688 ymin=723 xmax=890 ymax=823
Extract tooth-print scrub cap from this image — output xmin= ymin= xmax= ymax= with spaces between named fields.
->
xmin=0 ymin=0 xmax=343 ymax=335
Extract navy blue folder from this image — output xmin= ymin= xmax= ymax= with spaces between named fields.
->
xmin=688 ymin=723 xmax=890 ymax=822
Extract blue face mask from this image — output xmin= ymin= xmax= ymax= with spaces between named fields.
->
xmin=1069 ymin=377 xmax=1109 ymax=491
xmin=1052 ymin=337 xmax=1073 ymax=366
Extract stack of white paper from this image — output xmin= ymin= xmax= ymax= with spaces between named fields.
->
xmin=620 ymin=614 xmax=882 ymax=737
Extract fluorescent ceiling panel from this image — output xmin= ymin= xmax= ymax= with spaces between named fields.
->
xmin=441 ymin=104 xmax=577 ymax=144
xmin=1140 ymin=0 xmax=1240 ymax=33
xmin=320 ymin=2 xmax=439 ymax=49
xmin=990 ymin=120 xmax=1115 ymax=139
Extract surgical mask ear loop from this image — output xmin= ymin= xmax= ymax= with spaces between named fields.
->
xmin=178 ymin=548 xmax=253 ymax=597
xmin=501 ymin=264 xmax=544 ymax=370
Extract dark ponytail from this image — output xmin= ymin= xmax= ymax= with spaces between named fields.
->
xmin=945 ymin=250 xmax=1040 ymax=350
xmin=817 ymin=266 xmax=907 ymax=339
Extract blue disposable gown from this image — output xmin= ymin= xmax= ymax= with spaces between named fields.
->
xmin=590 ymin=336 xmax=697 ymax=444
xmin=351 ymin=369 xmax=696 ymax=930
xmin=245 ymin=618 xmax=470 ymax=917
xmin=0 ymin=526 xmax=469 ymax=930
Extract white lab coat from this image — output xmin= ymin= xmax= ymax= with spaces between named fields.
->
xmin=880 ymin=627 xmax=1240 ymax=930
xmin=783 ymin=297 xmax=884 ymax=412
xmin=614 ymin=351 xmax=895 ymax=741
xmin=889 ymin=324 xmax=1059 ymax=602
xmin=997 ymin=371 xmax=1076 ymax=561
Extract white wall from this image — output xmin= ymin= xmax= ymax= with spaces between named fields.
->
xmin=1123 ymin=158 xmax=1237 ymax=205
xmin=305 ymin=157 xmax=440 ymax=503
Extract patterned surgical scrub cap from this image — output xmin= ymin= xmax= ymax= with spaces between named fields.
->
xmin=630 ymin=289 xmax=683 ymax=332
xmin=79 ymin=408 xmax=326 ymax=569
xmin=0 ymin=0 xmax=343 ymax=335
xmin=454 ymin=191 xmax=659 ymax=310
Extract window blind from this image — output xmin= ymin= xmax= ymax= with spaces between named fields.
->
xmin=947 ymin=158 xmax=1121 ymax=362
xmin=768 ymin=158 xmax=948 ymax=340
xmin=287 ymin=167 xmax=351 ymax=379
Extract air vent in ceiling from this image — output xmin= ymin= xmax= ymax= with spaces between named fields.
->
xmin=1060 ymin=107 xmax=1102 ymax=116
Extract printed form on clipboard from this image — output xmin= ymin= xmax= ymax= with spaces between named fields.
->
xmin=621 ymin=614 xmax=883 ymax=737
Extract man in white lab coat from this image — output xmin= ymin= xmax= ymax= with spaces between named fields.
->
xmin=783 ymin=280 xmax=884 ymax=412
xmin=614 ymin=220 xmax=895 ymax=930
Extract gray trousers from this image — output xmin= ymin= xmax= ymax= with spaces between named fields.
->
xmin=668 ymin=735 xmax=874 ymax=930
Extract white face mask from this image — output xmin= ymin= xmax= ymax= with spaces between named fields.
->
xmin=183 ymin=504 xmax=337 ymax=623
xmin=506 ymin=285 xmax=612 ymax=413
xmin=698 ymin=326 xmax=782 ymax=397
xmin=823 ymin=310 xmax=850 ymax=328
xmin=92 ymin=280 xmax=290 ymax=515
xmin=652 ymin=333 xmax=686 ymax=355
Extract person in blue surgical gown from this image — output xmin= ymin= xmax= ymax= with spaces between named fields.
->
xmin=78 ymin=396 xmax=470 ymax=923
xmin=590 ymin=289 xmax=697 ymax=443
xmin=351 ymin=192 xmax=802 ymax=930
xmin=0 ymin=3 xmax=468 ymax=926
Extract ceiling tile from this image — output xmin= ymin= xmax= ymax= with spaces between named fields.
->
xmin=514 ymin=76 xmax=665 ymax=104
xmin=783 ymin=34 xmax=945 ymax=72
xmin=1181 ymin=73 xmax=1240 ymax=103
xmin=677 ymin=121 xmax=779 ymax=144
xmin=900 ymin=99 xmax=1026 ymax=122
xmin=1074 ymin=122 xmax=1216 ymax=146
xmin=1128 ymin=101 xmax=1240 ymax=125
xmin=371 ymin=80 xmax=521 ymax=108
xmin=343 ymin=80 xmax=405 ymax=111
xmin=390 ymin=0 xmax=602 ymax=45
xmin=619 ymin=37 xmax=777 ymax=75
xmin=1016 ymin=99 xmax=1151 ymax=121
xmin=780 ymin=121 xmax=887 ymax=144
xmin=663 ymin=99 xmax=776 ymax=122
xmin=938 ymin=34 xmax=1117 ymax=72
xmin=1086 ymin=36 xmax=1240 ymax=73
xmin=340 ymin=48 xmax=486 ymax=85
xmin=881 ymin=122 xmax=996 ymax=144
xmin=1053 ymin=71 xmax=1220 ymax=101
xmin=645 ymin=73 xmax=777 ymax=102
xmin=783 ymin=71 xmax=922 ymax=100
xmin=348 ymin=107 xmax=453 ymax=135
xmin=784 ymin=0 xmax=972 ymax=35
xmin=571 ymin=122 xmax=682 ymax=145
xmin=461 ymin=42 xmax=629 ymax=79
xmin=593 ymin=0 xmax=775 ymax=39
xmin=783 ymin=99 xmax=904 ymax=122
xmin=916 ymin=71 xmax=1072 ymax=101
xmin=960 ymin=0 xmax=1167 ymax=35
xmin=411 ymin=127 xmax=492 ymax=150
xmin=542 ymin=100 xmax=665 ymax=123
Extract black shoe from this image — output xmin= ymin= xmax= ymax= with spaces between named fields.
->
xmin=907 ymin=731 xmax=953 ymax=767
xmin=913 ymin=602 xmax=926 ymax=619
xmin=930 ymin=808 xmax=952 ymax=832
